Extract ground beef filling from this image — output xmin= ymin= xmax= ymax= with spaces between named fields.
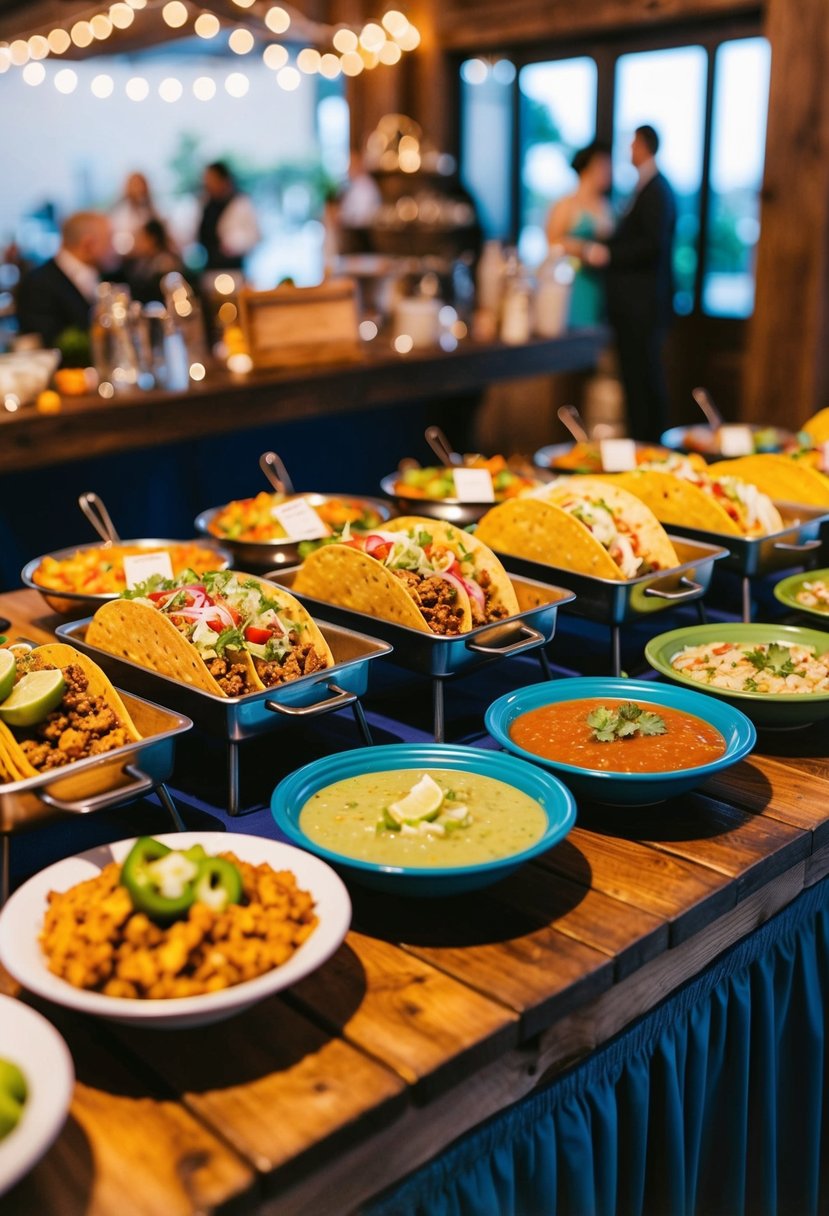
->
xmin=17 ymin=662 xmax=131 ymax=771
xmin=206 ymin=657 xmax=252 ymax=697
xmin=469 ymin=568 xmax=510 ymax=629
xmin=392 ymin=570 xmax=467 ymax=635
xmin=253 ymin=635 xmax=327 ymax=686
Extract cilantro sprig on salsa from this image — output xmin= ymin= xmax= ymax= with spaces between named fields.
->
xmin=586 ymin=702 xmax=667 ymax=743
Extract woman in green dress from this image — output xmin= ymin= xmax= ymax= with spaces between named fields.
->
xmin=546 ymin=143 xmax=614 ymax=328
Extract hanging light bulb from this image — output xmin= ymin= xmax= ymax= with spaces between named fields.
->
xmin=70 ymin=21 xmax=94 ymax=47
xmin=379 ymin=41 xmax=401 ymax=65
xmin=340 ymin=51 xmax=364 ymax=76
xmin=194 ymin=13 xmax=220 ymax=37
xmin=263 ymin=44 xmax=288 ymax=69
xmin=359 ymin=23 xmax=385 ymax=52
xmin=229 ymin=28 xmax=254 ymax=54
xmin=47 ymin=28 xmax=71 ymax=54
xmin=276 ymin=65 xmax=300 ymax=90
xmin=27 ymin=35 xmax=49 ymax=60
xmin=193 ymin=75 xmax=216 ymax=99
xmin=395 ymin=24 xmax=421 ymax=50
xmin=225 ymin=71 xmax=249 ymax=97
xmin=382 ymin=10 xmax=408 ymax=37
xmin=54 ymin=68 xmax=78 ymax=93
xmin=333 ymin=28 xmax=357 ymax=53
xmin=125 ymin=75 xmax=150 ymax=100
xmin=0 ymin=49 xmax=10 ymax=74
xmin=264 ymin=6 xmax=290 ymax=33
xmin=91 ymin=73 xmax=115 ymax=97
xmin=159 ymin=76 xmax=183 ymax=101
xmin=319 ymin=53 xmax=342 ymax=79
xmin=109 ymin=4 xmax=135 ymax=29
xmin=9 ymin=39 xmax=30 ymax=65
xmin=91 ymin=14 xmax=113 ymax=39
xmin=162 ymin=2 xmax=188 ymax=28
xmin=22 ymin=62 xmax=46 ymax=85
xmin=296 ymin=48 xmax=320 ymax=74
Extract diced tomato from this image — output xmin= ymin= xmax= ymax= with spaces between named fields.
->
xmin=339 ymin=538 xmax=366 ymax=550
xmin=372 ymin=542 xmax=392 ymax=562
xmin=712 ymin=644 xmax=731 ymax=655
xmin=244 ymin=625 xmax=273 ymax=645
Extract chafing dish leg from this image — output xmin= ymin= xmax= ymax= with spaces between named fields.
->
xmin=696 ymin=599 xmax=708 ymax=625
xmin=741 ymin=577 xmax=753 ymax=623
xmin=433 ymin=680 xmax=446 ymax=743
xmin=157 ymin=783 xmax=185 ymax=831
xmin=1 ymin=835 xmax=8 ymax=908
xmin=611 ymin=627 xmax=622 ymax=679
xmin=351 ymin=701 xmax=374 ymax=746
xmin=537 ymin=647 xmax=553 ymax=681
xmin=228 ymin=743 xmax=241 ymax=817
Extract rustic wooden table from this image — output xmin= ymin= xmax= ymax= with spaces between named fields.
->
xmin=2 ymin=588 xmax=828 ymax=1215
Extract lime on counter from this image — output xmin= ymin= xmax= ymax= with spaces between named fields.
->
xmin=0 ymin=669 xmax=66 ymax=728
xmin=0 ymin=650 xmax=15 ymax=703
xmin=0 ymin=1058 xmax=27 ymax=1105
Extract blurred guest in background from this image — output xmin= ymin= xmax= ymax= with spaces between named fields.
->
xmin=125 ymin=218 xmax=188 ymax=304
xmin=197 ymin=161 xmax=260 ymax=271
xmin=546 ymin=141 xmax=614 ymax=328
xmin=110 ymin=171 xmax=158 ymax=260
xmin=581 ymin=124 xmax=677 ymax=441
xmin=16 ymin=211 xmax=112 ymax=346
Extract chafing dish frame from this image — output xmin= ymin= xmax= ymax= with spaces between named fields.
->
xmin=268 ymin=569 xmax=575 ymax=742
xmin=56 ymin=619 xmax=392 ymax=816
xmin=486 ymin=536 xmax=728 ymax=677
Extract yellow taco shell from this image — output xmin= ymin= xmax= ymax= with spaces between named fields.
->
xmin=709 ymin=454 xmax=829 ymax=507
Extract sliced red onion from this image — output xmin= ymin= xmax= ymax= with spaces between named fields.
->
xmin=363 ymin=534 xmax=387 ymax=556
xmin=434 ymin=569 xmax=469 ymax=603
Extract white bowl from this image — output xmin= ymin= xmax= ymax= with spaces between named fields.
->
xmin=0 ymin=994 xmax=74 ymax=1196
xmin=0 ymin=350 xmax=60 ymax=404
xmin=0 ymin=833 xmax=351 ymax=1029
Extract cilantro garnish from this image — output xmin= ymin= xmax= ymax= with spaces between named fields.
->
xmin=746 ymin=643 xmax=796 ymax=676
xmin=214 ymin=626 xmax=246 ymax=657
xmin=586 ymin=702 xmax=667 ymax=743
xmin=744 ymin=677 xmax=759 ymax=692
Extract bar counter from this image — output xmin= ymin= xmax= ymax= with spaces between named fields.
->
xmin=2 ymin=588 xmax=828 ymax=1215
xmin=0 ymin=330 xmax=604 ymax=474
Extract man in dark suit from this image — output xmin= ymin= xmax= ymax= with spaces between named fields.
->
xmin=16 ymin=212 xmax=112 ymax=348
xmin=582 ymin=125 xmax=677 ymax=442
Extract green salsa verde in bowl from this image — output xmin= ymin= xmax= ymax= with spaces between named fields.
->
xmin=271 ymin=744 xmax=577 ymax=896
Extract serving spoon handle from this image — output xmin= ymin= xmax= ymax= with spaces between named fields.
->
xmin=78 ymin=492 xmax=120 ymax=546
xmin=259 ymin=451 xmax=294 ymax=496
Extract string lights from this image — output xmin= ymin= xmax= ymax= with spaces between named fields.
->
xmin=0 ymin=0 xmax=421 ymax=98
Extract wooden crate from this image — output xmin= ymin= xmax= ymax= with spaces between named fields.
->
xmin=238 ymin=278 xmax=362 ymax=368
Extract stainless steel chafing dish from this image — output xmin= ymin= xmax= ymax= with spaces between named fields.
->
xmin=268 ymin=569 xmax=574 ymax=742
xmin=486 ymin=537 xmax=729 ymax=677
xmin=56 ymin=619 xmax=392 ymax=816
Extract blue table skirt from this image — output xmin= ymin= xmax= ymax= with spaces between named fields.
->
xmin=367 ymin=875 xmax=829 ymax=1216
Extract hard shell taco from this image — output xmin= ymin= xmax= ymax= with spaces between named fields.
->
xmin=476 ymin=478 xmax=679 ymax=581
xmin=86 ymin=570 xmax=334 ymax=697
xmin=708 ymin=454 xmax=829 ymax=508
xmin=292 ymin=516 xmax=520 ymax=635
xmin=0 ymin=642 xmax=141 ymax=782
xmin=597 ymin=458 xmax=784 ymax=537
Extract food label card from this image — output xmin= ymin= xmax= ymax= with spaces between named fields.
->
xmin=718 ymin=425 xmax=754 ymax=456
xmin=599 ymin=438 xmax=637 ymax=472
xmin=123 ymin=550 xmax=174 ymax=590
xmin=452 ymin=468 xmax=495 ymax=502
xmin=271 ymin=498 xmax=330 ymax=540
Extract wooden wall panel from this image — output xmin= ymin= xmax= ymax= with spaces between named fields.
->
xmin=744 ymin=0 xmax=829 ymax=424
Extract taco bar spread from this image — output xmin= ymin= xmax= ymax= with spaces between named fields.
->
xmin=0 ymin=644 xmax=141 ymax=782
xmin=509 ymin=698 xmax=726 ymax=773
xmin=86 ymin=570 xmax=334 ymax=696
xmin=39 ymin=836 xmax=317 ymax=999
xmin=475 ymin=478 xmax=679 ymax=580
xmin=292 ymin=517 xmax=520 ymax=634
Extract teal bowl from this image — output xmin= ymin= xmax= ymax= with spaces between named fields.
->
xmin=645 ymin=623 xmax=829 ymax=729
xmin=271 ymin=744 xmax=576 ymax=896
xmin=773 ymin=569 xmax=829 ymax=623
xmin=485 ymin=677 xmax=756 ymax=806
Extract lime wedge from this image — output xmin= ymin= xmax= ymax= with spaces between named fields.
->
xmin=388 ymin=773 xmax=444 ymax=825
xmin=0 ymin=669 xmax=66 ymax=728
xmin=0 ymin=1058 xmax=27 ymax=1105
xmin=0 ymin=651 xmax=15 ymax=703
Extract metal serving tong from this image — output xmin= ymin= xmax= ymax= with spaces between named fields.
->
xmin=78 ymin=492 xmax=121 ymax=546
xmin=425 ymin=425 xmax=463 ymax=467
xmin=691 ymin=386 xmax=724 ymax=430
xmin=557 ymin=404 xmax=590 ymax=443
xmin=259 ymin=451 xmax=295 ymax=495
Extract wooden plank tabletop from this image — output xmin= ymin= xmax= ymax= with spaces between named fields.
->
xmin=2 ymin=588 xmax=828 ymax=1214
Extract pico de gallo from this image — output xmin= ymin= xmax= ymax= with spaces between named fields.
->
xmin=206 ymin=492 xmax=385 ymax=544
xmin=393 ymin=455 xmax=542 ymax=501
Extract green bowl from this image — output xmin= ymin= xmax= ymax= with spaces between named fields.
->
xmin=645 ymin=622 xmax=829 ymax=729
xmin=773 ymin=569 xmax=829 ymax=623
